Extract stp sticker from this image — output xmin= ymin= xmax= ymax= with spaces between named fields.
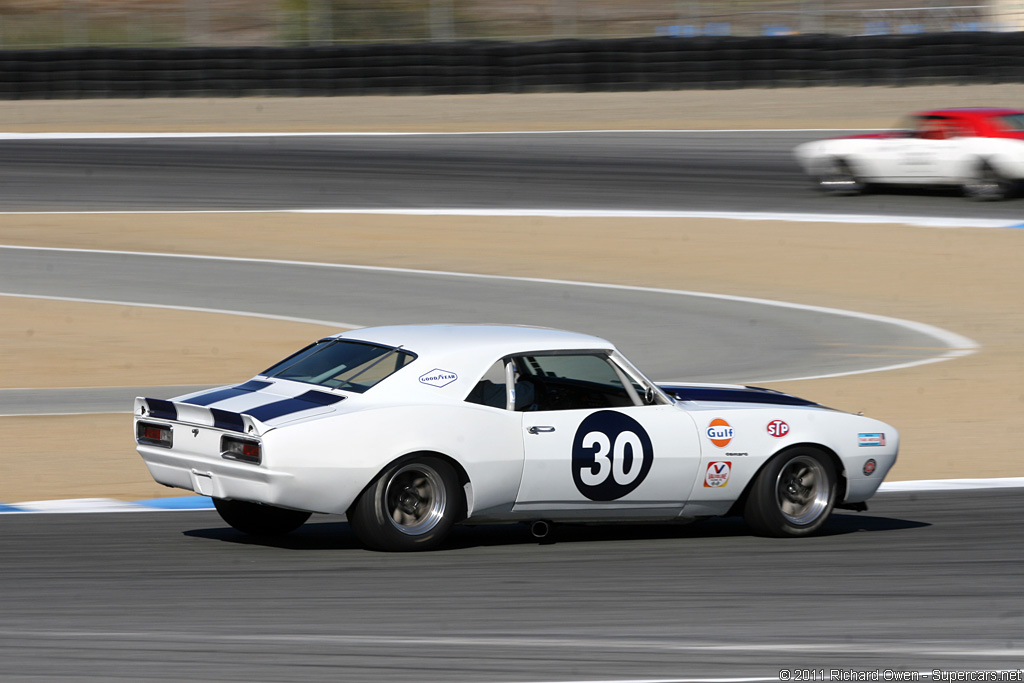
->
xmin=858 ymin=433 xmax=886 ymax=447
xmin=863 ymin=459 xmax=877 ymax=476
xmin=572 ymin=411 xmax=654 ymax=501
xmin=706 ymin=418 xmax=734 ymax=448
xmin=767 ymin=419 xmax=790 ymax=438
xmin=418 ymin=369 xmax=458 ymax=388
xmin=704 ymin=461 xmax=731 ymax=488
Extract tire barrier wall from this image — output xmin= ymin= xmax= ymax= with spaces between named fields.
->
xmin=1 ymin=32 xmax=1022 ymax=99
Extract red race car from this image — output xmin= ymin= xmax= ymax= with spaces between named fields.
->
xmin=794 ymin=107 xmax=1024 ymax=200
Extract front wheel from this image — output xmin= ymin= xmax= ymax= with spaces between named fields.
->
xmin=813 ymin=157 xmax=865 ymax=196
xmin=962 ymin=161 xmax=1012 ymax=201
xmin=744 ymin=448 xmax=837 ymax=537
xmin=348 ymin=455 xmax=463 ymax=551
xmin=213 ymin=498 xmax=311 ymax=537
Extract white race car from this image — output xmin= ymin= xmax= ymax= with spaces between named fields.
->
xmin=794 ymin=107 xmax=1024 ymax=200
xmin=135 ymin=324 xmax=898 ymax=550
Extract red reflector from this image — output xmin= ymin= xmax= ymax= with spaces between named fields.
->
xmin=137 ymin=421 xmax=172 ymax=448
xmin=221 ymin=436 xmax=261 ymax=464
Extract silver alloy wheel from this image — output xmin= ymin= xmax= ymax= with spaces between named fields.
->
xmin=384 ymin=463 xmax=447 ymax=535
xmin=773 ymin=455 xmax=830 ymax=526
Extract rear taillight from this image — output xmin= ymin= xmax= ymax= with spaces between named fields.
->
xmin=137 ymin=421 xmax=173 ymax=448
xmin=221 ymin=436 xmax=261 ymax=465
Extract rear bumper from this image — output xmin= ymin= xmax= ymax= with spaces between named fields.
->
xmin=137 ymin=443 xmax=368 ymax=515
xmin=139 ymin=446 xmax=296 ymax=508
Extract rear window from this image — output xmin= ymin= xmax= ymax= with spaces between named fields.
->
xmin=261 ymin=339 xmax=415 ymax=393
xmin=997 ymin=114 xmax=1024 ymax=131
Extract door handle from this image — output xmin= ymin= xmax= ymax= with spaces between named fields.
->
xmin=528 ymin=426 xmax=555 ymax=434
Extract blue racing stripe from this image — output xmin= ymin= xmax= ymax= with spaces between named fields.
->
xmin=182 ymin=380 xmax=273 ymax=407
xmin=210 ymin=408 xmax=246 ymax=433
xmin=145 ymin=398 xmax=177 ymax=420
xmin=245 ymin=390 xmax=344 ymax=422
xmin=659 ymin=385 xmax=821 ymax=406
xmin=294 ymin=389 xmax=346 ymax=406
xmin=0 ymin=503 xmax=25 ymax=513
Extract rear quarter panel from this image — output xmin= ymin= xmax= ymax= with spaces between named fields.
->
xmin=263 ymin=402 xmax=524 ymax=515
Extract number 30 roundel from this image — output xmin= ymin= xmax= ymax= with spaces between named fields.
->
xmin=571 ymin=411 xmax=654 ymax=501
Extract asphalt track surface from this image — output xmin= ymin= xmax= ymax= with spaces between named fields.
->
xmin=0 ymin=247 xmax=957 ymax=414
xmin=2 ymin=132 xmax=1021 ymax=680
xmin=0 ymin=133 xmax=982 ymax=413
xmin=1 ymin=490 xmax=1022 ymax=681
xmin=2 ymin=130 xmax=1024 ymax=218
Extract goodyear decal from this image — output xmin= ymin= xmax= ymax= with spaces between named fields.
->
xmin=419 ymin=369 xmax=458 ymax=388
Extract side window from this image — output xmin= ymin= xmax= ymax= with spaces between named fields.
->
xmin=917 ymin=115 xmax=952 ymax=140
xmin=947 ymin=118 xmax=972 ymax=138
xmin=465 ymin=360 xmax=509 ymax=410
xmin=513 ymin=353 xmax=639 ymax=412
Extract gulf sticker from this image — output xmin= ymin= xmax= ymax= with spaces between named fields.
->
xmin=704 ymin=461 xmax=731 ymax=488
xmin=706 ymin=418 xmax=734 ymax=448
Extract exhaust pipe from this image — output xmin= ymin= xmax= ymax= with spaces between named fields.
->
xmin=530 ymin=520 xmax=551 ymax=539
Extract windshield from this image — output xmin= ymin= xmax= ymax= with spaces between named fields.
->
xmin=261 ymin=339 xmax=415 ymax=393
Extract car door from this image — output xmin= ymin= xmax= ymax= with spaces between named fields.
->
xmin=511 ymin=351 xmax=702 ymax=519
xmin=887 ymin=115 xmax=960 ymax=182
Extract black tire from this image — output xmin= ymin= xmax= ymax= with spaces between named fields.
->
xmin=213 ymin=498 xmax=311 ymax=537
xmin=744 ymin=447 xmax=837 ymax=538
xmin=813 ymin=157 xmax=866 ymax=196
xmin=962 ymin=160 xmax=1012 ymax=201
xmin=348 ymin=455 xmax=463 ymax=551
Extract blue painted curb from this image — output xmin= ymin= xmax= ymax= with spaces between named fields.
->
xmin=0 ymin=496 xmax=216 ymax=514
xmin=135 ymin=496 xmax=215 ymax=510
xmin=3 ymin=479 xmax=1022 ymax=514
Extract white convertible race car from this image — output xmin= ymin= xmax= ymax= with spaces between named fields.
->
xmin=135 ymin=324 xmax=898 ymax=550
xmin=794 ymin=107 xmax=1024 ymax=200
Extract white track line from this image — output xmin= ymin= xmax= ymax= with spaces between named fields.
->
xmin=0 ymin=291 xmax=359 ymax=330
xmin=0 ymin=244 xmax=979 ymax=384
xmin=0 ymin=629 xmax=1018 ymax=659
xmin=0 ymin=207 xmax=1018 ymax=228
xmin=0 ymin=128 xmax=885 ymax=140
xmin=880 ymin=477 xmax=1024 ymax=492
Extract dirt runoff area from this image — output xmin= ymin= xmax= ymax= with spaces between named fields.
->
xmin=1 ymin=85 xmax=1022 ymax=504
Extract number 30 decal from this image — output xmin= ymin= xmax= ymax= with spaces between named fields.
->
xmin=572 ymin=411 xmax=654 ymax=501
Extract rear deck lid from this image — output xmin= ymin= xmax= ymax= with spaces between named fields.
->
xmin=136 ymin=378 xmax=346 ymax=436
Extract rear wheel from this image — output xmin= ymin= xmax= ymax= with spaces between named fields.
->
xmin=348 ymin=455 xmax=463 ymax=551
xmin=814 ymin=157 xmax=865 ymax=196
xmin=963 ymin=161 xmax=1012 ymax=201
xmin=213 ymin=498 xmax=311 ymax=537
xmin=744 ymin=448 xmax=837 ymax=537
